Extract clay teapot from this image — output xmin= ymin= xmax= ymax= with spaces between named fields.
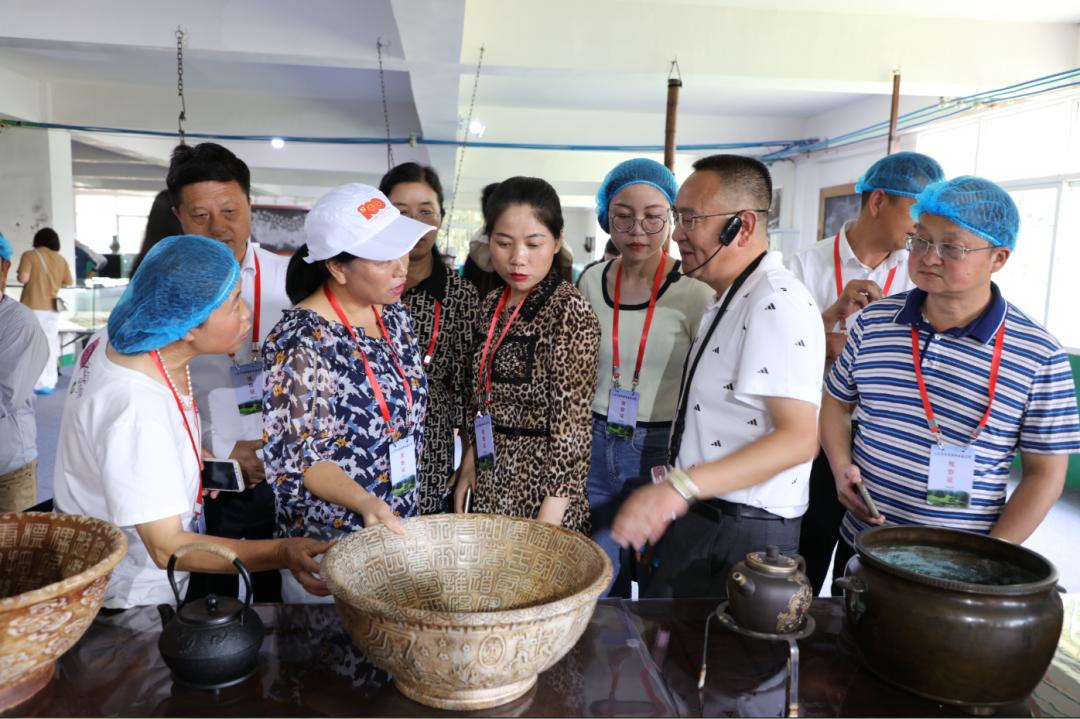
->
xmin=157 ymin=542 xmax=265 ymax=690
xmin=726 ymin=545 xmax=813 ymax=634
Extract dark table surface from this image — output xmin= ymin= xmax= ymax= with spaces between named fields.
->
xmin=14 ymin=596 xmax=1080 ymax=717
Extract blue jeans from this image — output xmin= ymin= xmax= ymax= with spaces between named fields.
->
xmin=587 ymin=416 xmax=671 ymax=597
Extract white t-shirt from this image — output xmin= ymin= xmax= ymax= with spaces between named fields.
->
xmin=189 ymin=241 xmax=291 ymax=458
xmin=577 ymin=258 xmax=712 ymax=423
xmin=675 ymin=251 xmax=825 ymax=518
xmin=53 ymin=331 xmax=201 ymax=609
xmin=786 ymin=221 xmax=915 ymax=331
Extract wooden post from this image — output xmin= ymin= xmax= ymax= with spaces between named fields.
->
xmin=664 ymin=77 xmax=682 ymax=171
xmin=887 ymin=71 xmax=901 ymax=155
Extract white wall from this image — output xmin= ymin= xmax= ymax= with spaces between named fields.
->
xmin=0 ymin=127 xmax=76 ymax=270
xmin=781 ymin=95 xmax=929 ymax=252
xmin=562 ymin=206 xmax=600 ymax=266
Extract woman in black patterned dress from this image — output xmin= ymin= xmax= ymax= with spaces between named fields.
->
xmin=380 ymin=163 xmax=479 ymax=514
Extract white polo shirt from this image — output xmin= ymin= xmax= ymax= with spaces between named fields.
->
xmin=786 ymin=221 xmax=915 ymax=332
xmin=675 ymin=251 xmax=825 ymax=518
xmin=189 ymin=240 xmax=291 ymax=458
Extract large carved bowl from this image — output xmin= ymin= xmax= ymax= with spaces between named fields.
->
xmin=322 ymin=513 xmax=612 ymax=710
xmin=0 ymin=512 xmax=127 ymax=710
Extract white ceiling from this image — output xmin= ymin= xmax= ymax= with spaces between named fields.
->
xmin=0 ymin=0 xmax=1077 ymax=208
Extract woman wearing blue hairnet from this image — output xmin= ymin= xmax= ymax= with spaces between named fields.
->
xmin=577 ymin=158 xmax=712 ymax=596
xmin=52 ymin=235 xmax=330 ymax=609
xmin=265 ymin=184 xmax=432 ymax=602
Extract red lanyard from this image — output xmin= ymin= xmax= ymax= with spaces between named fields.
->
xmin=834 ymin=232 xmax=896 ymax=330
xmin=612 ymin=251 xmax=667 ymax=390
xmin=423 ymin=300 xmax=442 ymax=367
xmin=323 ymin=285 xmax=414 ymax=434
xmin=250 ymin=250 xmax=262 ymax=349
xmin=476 ymin=287 xmax=529 ymax=408
xmin=149 ymin=350 xmax=204 ymax=508
xmin=910 ymin=322 xmax=1005 ymax=443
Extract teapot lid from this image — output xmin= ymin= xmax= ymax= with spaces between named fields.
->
xmin=178 ymin=593 xmax=244 ymax=627
xmin=745 ymin=545 xmax=797 ymax=575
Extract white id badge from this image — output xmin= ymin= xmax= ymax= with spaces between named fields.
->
xmin=389 ymin=436 xmax=417 ymax=498
xmin=606 ymin=387 xmax=640 ymax=438
xmin=927 ymin=443 xmax=976 ymax=508
xmin=474 ymin=414 xmax=496 ymax=471
xmin=230 ymin=362 xmax=264 ymax=416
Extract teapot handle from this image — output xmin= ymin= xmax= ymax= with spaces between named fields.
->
xmin=166 ymin=542 xmax=255 ymax=616
xmin=792 ymin=552 xmax=807 ymax=575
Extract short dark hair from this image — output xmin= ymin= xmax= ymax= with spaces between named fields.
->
xmin=378 ymin=162 xmax=445 ymax=215
xmin=285 ymin=244 xmax=358 ymax=305
xmin=691 ymin=154 xmax=773 ymax=213
xmin=483 ymin=177 xmax=564 ymax=239
xmin=32 ymin=227 xmax=60 ymax=251
xmin=166 ymin=142 xmax=251 ymax=208
xmin=480 ymin=182 xmax=501 ymax=224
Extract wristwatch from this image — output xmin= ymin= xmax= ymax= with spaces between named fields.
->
xmin=650 ymin=465 xmax=700 ymax=505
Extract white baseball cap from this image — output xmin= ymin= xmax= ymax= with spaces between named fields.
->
xmin=303 ymin=183 xmax=433 ymax=263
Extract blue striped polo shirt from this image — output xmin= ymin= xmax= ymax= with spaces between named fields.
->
xmin=825 ymin=284 xmax=1080 ymax=544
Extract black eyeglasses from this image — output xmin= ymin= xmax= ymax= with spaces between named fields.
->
xmin=609 ymin=213 xmax=668 ymax=235
xmin=905 ymin=234 xmax=997 ymax=262
xmin=671 ymin=208 xmax=769 ymax=231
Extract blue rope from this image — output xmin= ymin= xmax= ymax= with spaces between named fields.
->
xmin=5 ymin=67 xmax=1077 ymax=160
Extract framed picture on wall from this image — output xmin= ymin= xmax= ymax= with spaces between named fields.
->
xmin=818 ymin=183 xmax=860 ymax=240
xmin=251 ymin=205 xmax=308 ymax=254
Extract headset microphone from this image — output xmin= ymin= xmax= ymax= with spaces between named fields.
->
xmin=679 ymin=214 xmax=743 ymax=277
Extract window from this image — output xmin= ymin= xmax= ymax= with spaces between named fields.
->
xmin=914 ymin=91 xmax=1080 ymax=352
xmin=977 ymin=104 xmax=1071 ymax=182
xmin=1047 ymin=182 xmax=1080 ymax=350
xmin=994 ymin=186 xmax=1057 ymax=325
xmin=915 ymin=123 xmax=978 ymax=177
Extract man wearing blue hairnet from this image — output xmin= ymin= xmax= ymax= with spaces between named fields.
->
xmin=53 ymin=235 xmax=329 ymax=609
xmin=787 ymin=151 xmax=943 ymax=594
xmin=821 ymin=176 xmax=1080 ymax=572
xmin=0 ymin=231 xmax=49 ymax=512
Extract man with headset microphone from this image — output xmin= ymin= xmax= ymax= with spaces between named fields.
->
xmin=612 ymin=154 xmax=825 ymax=599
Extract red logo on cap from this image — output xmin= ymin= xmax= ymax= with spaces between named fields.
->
xmin=357 ymin=198 xmax=385 ymax=220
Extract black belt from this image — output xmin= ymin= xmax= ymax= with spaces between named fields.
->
xmin=692 ymin=498 xmax=790 ymax=522
xmin=493 ymin=424 xmax=549 ymax=438
xmin=591 ymin=412 xmax=673 ymax=430
xmin=98 ymin=607 xmax=127 ymax=616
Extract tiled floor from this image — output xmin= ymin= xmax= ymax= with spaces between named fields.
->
xmin=32 ymin=366 xmax=1080 ymax=591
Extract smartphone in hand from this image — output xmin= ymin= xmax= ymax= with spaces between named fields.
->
xmin=855 ymin=481 xmax=881 ymax=519
xmin=201 ymin=458 xmax=245 ymax=492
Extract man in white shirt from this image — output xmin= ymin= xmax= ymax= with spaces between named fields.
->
xmin=786 ymin=151 xmax=943 ymax=594
xmin=612 ymin=154 xmax=825 ymax=599
xmin=166 ymin=143 xmax=291 ymax=600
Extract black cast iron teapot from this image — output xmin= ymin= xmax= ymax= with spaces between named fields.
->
xmin=157 ymin=542 xmax=265 ymax=691
xmin=726 ymin=545 xmax=813 ymax=635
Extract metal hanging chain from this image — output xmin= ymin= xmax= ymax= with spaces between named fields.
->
xmin=377 ymin=38 xmax=394 ymax=170
xmin=176 ymin=27 xmax=187 ymax=145
xmin=443 ymin=44 xmax=485 ymax=249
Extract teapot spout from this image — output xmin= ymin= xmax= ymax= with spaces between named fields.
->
xmin=157 ymin=603 xmax=175 ymax=630
xmin=730 ymin=571 xmax=755 ymax=597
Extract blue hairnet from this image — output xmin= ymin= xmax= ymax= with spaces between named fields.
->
xmin=0 ymin=232 xmax=10 ymax=261
xmin=854 ymin=151 xmax=944 ymax=199
xmin=911 ymin=176 xmax=1019 ymax=251
xmin=108 ymin=235 xmax=240 ymax=354
xmin=596 ymin=158 xmax=679 ymax=232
